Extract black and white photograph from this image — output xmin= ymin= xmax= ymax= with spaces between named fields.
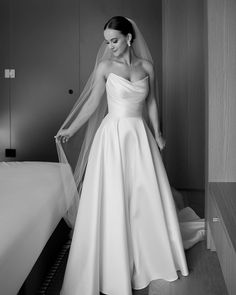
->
xmin=0 ymin=0 xmax=235 ymax=294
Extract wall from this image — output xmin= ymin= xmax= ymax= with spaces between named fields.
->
xmin=0 ymin=0 xmax=80 ymax=162
xmin=0 ymin=0 xmax=162 ymax=162
xmin=207 ymin=0 xmax=236 ymax=182
xmin=0 ymin=0 xmax=11 ymax=160
xmin=162 ymin=0 xmax=205 ymax=189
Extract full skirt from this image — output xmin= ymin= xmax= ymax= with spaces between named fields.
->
xmin=60 ymin=115 xmax=189 ymax=295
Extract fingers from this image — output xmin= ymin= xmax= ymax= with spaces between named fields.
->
xmin=62 ymin=136 xmax=69 ymax=143
xmin=159 ymin=140 xmax=166 ymax=150
xmin=54 ymin=133 xmax=70 ymax=143
xmin=156 ymin=137 xmax=166 ymax=150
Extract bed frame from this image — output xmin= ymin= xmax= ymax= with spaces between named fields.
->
xmin=18 ymin=219 xmax=70 ymax=295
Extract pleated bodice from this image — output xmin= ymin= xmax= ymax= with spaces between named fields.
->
xmin=106 ymin=72 xmax=149 ymax=118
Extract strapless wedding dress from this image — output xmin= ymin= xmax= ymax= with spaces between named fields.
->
xmin=60 ymin=73 xmax=204 ymax=295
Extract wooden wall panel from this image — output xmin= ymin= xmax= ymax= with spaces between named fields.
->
xmin=163 ymin=0 xmax=205 ymax=189
xmin=207 ymin=0 xmax=236 ymax=181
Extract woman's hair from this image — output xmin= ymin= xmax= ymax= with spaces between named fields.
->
xmin=104 ymin=16 xmax=136 ymax=44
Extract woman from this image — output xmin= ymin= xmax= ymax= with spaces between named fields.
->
xmin=56 ymin=16 xmax=189 ymax=295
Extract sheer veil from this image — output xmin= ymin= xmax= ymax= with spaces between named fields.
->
xmin=56 ymin=17 xmax=159 ymax=227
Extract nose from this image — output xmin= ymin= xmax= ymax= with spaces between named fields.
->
xmin=109 ymin=43 xmax=114 ymax=50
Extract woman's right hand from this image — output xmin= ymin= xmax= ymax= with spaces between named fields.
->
xmin=155 ymin=134 xmax=166 ymax=151
xmin=54 ymin=128 xmax=73 ymax=143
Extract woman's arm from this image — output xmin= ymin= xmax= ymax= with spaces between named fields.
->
xmin=56 ymin=61 xmax=107 ymax=142
xmin=68 ymin=62 xmax=107 ymax=136
xmin=144 ymin=61 xmax=165 ymax=150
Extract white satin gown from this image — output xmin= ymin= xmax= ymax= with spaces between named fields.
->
xmin=60 ymin=72 xmax=192 ymax=295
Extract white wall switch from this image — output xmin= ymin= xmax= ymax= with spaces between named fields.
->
xmin=9 ymin=69 xmax=15 ymax=78
xmin=4 ymin=69 xmax=10 ymax=78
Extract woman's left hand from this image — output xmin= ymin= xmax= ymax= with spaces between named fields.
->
xmin=54 ymin=128 xmax=72 ymax=144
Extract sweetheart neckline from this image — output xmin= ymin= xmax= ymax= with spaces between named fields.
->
xmin=107 ymin=72 xmax=149 ymax=84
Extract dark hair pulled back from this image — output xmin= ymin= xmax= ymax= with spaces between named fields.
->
xmin=104 ymin=16 xmax=136 ymax=44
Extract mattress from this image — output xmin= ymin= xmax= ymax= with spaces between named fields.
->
xmin=0 ymin=161 xmax=77 ymax=295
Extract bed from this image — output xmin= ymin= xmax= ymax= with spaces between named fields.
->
xmin=0 ymin=161 xmax=77 ymax=295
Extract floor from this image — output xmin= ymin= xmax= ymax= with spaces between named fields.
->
xmin=134 ymin=240 xmax=228 ymax=295
xmin=39 ymin=190 xmax=228 ymax=295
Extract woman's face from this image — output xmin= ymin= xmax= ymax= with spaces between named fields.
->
xmin=104 ymin=29 xmax=129 ymax=57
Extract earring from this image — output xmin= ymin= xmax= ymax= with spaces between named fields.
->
xmin=127 ymin=40 xmax=131 ymax=47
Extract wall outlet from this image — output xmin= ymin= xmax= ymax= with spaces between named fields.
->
xmin=5 ymin=149 xmax=16 ymax=157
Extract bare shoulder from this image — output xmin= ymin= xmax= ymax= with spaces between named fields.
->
xmin=96 ymin=60 xmax=109 ymax=75
xmin=96 ymin=59 xmax=113 ymax=79
xmin=141 ymin=59 xmax=154 ymax=77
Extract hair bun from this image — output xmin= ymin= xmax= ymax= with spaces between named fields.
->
xmin=104 ymin=16 xmax=136 ymax=44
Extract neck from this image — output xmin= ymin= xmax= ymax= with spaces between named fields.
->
xmin=119 ymin=47 xmax=134 ymax=66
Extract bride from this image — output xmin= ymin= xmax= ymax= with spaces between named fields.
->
xmin=55 ymin=16 xmax=204 ymax=295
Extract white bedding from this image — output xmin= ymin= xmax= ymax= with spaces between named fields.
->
xmin=0 ymin=161 xmax=76 ymax=295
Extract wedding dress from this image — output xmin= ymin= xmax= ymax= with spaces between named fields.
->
xmin=60 ymin=72 xmax=196 ymax=295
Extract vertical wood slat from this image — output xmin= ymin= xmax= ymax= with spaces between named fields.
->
xmin=207 ymin=0 xmax=236 ymax=181
xmin=162 ymin=0 xmax=205 ymax=189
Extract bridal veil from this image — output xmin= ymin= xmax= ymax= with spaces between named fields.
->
xmin=56 ymin=17 xmax=160 ymax=226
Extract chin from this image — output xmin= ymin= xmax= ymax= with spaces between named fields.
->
xmin=113 ymin=51 xmax=125 ymax=58
xmin=112 ymin=51 xmax=119 ymax=57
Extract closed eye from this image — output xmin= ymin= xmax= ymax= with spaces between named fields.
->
xmin=105 ymin=38 xmax=118 ymax=45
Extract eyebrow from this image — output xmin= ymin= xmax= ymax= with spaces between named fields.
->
xmin=105 ymin=37 xmax=118 ymax=42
